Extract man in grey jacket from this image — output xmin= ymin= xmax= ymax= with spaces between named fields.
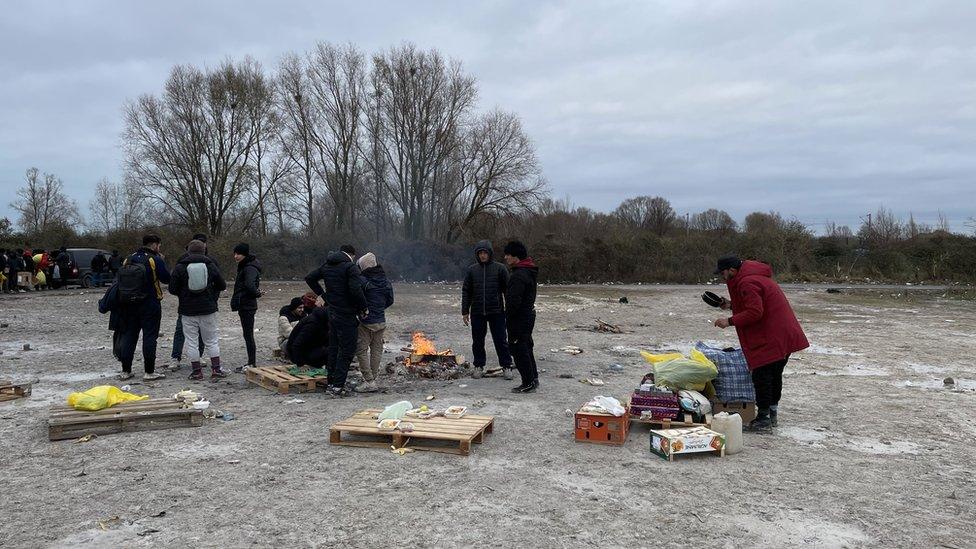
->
xmin=461 ymin=240 xmax=513 ymax=379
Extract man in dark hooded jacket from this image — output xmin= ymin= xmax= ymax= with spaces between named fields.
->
xmin=168 ymin=239 xmax=228 ymax=381
xmin=305 ymin=244 xmax=366 ymax=396
xmin=461 ymin=240 xmax=513 ymax=380
xmin=230 ymin=242 xmax=262 ymax=372
xmin=287 ymin=306 xmax=330 ymax=368
xmin=503 ymin=240 xmax=539 ymax=393
xmin=353 ymin=252 xmax=394 ymax=393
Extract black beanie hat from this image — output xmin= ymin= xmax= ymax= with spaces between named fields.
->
xmin=503 ymin=240 xmax=528 ymax=260
xmin=289 ymin=296 xmax=304 ymax=310
xmin=234 ymin=242 xmax=250 ymax=256
xmin=193 ymin=233 xmax=208 ymax=243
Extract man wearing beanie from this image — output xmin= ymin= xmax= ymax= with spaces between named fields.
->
xmin=711 ymin=254 xmax=809 ymax=431
xmin=277 ymin=296 xmax=307 ymax=359
xmin=461 ymin=240 xmax=514 ymax=380
xmin=168 ymin=234 xmax=209 ymax=371
xmin=231 ymin=242 xmax=262 ymax=373
xmin=168 ymin=239 xmax=227 ymax=380
xmin=304 ymin=244 xmax=366 ymax=396
xmin=354 ymin=252 xmax=394 ymax=393
xmin=503 ymin=240 xmax=540 ymax=393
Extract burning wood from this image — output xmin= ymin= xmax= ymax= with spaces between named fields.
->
xmin=402 ymin=332 xmax=466 ymax=379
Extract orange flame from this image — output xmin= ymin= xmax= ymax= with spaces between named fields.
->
xmin=412 ymin=332 xmax=437 ymax=355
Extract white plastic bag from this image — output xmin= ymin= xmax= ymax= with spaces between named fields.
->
xmin=592 ymin=396 xmax=626 ymax=417
xmin=378 ymin=401 xmax=413 ymax=421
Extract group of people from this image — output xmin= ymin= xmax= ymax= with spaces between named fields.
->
xmin=0 ymin=247 xmax=120 ymax=292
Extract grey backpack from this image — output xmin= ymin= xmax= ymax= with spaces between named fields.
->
xmin=186 ymin=262 xmax=209 ymax=294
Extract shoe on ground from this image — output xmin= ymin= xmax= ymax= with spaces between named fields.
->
xmin=117 ymin=372 xmax=134 ymax=381
xmin=518 ymin=379 xmax=539 ymax=393
xmin=485 ymin=366 xmax=503 ymax=377
xmin=354 ymin=380 xmax=379 ymax=393
xmin=210 ymin=369 xmax=228 ymax=379
xmin=472 ymin=366 xmax=484 ymax=379
xmin=167 ymin=360 xmax=182 ymax=371
xmin=770 ymin=411 xmax=778 ymax=427
xmin=188 ymin=370 xmax=204 ymax=381
xmin=503 ymin=368 xmax=515 ymax=381
xmin=328 ymin=385 xmax=352 ymax=398
xmin=234 ymin=365 xmax=254 ymax=374
xmin=143 ymin=372 xmax=166 ymax=381
xmin=745 ymin=415 xmax=773 ymax=432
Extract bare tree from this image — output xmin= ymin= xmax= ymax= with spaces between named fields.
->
xmin=615 ymin=196 xmax=676 ymax=236
xmin=122 ymin=58 xmax=270 ymax=237
xmin=691 ymin=208 xmax=738 ymax=234
xmin=10 ymin=167 xmax=81 ymax=234
xmin=276 ymin=53 xmax=322 ymax=237
xmin=858 ymin=206 xmax=902 ymax=245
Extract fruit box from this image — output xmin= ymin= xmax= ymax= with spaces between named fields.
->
xmin=574 ymin=409 xmax=629 ymax=446
xmin=649 ymin=426 xmax=725 ymax=461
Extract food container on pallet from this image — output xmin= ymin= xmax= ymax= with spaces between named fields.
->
xmin=574 ymin=408 xmax=629 ymax=446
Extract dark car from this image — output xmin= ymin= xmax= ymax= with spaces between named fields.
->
xmin=55 ymin=248 xmax=111 ymax=288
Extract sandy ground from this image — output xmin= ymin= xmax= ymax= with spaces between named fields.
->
xmin=0 ymin=282 xmax=974 ymax=548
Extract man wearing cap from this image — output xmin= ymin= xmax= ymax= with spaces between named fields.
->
xmin=712 ymin=255 xmax=809 ymax=431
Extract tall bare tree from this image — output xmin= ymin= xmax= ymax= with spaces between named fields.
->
xmin=10 ymin=167 xmax=81 ymax=234
xmin=276 ymin=53 xmax=322 ymax=236
xmin=691 ymin=208 xmax=738 ymax=234
xmin=615 ymin=196 xmax=676 ymax=236
xmin=88 ymin=178 xmax=143 ymax=234
xmin=123 ymin=58 xmax=270 ymax=236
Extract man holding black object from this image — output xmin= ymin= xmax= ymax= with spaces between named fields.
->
xmin=710 ymin=255 xmax=809 ymax=431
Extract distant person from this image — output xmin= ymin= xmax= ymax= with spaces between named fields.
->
xmin=503 ymin=240 xmax=539 ymax=393
xmin=0 ymin=248 xmax=8 ymax=293
xmin=711 ymin=255 xmax=810 ymax=431
xmin=168 ymin=239 xmax=227 ymax=381
xmin=286 ymin=305 xmax=330 ymax=369
xmin=10 ymin=249 xmax=26 ymax=292
xmin=305 ymin=244 xmax=366 ymax=397
xmin=168 ymin=234 xmax=208 ymax=370
xmin=461 ymin=240 xmax=513 ymax=380
xmin=108 ymin=250 xmax=122 ymax=276
xmin=277 ymin=297 xmax=307 ymax=360
xmin=116 ymin=234 xmax=171 ymax=381
xmin=55 ymin=246 xmax=70 ymax=288
xmin=354 ymin=252 xmax=394 ymax=393
xmin=90 ymin=251 xmax=108 ymax=288
xmin=230 ymin=242 xmax=262 ymax=373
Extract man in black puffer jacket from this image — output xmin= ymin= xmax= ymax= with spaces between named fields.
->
xmin=503 ymin=240 xmax=540 ymax=394
xmin=461 ymin=240 xmax=513 ymax=380
xmin=168 ymin=239 xmax=228 ymax=381
xmin=287 ymin=306 xmax=330 ymax=368
xmin=305 ymin=244 xmax=366 ymax=396
xmin=230 ymin=242 xmax=262 ymax=372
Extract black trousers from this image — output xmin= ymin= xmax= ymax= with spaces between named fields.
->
xmin=508 ymin=313 xmax=537 ymax=385
xmin=239 ymin=310 xmax=257 ymax=365
xmin=327 ymin=309 xmax=359 ymax=388
xmin=294 ymin=346 xmax=329 ymax=369
xmin=470 ymin=313 xmax=512 ymax=368
xmin=752 ymin=356 xmax=790 ymax=410
xmin=119 ymin=301 xmax=161 ymax=374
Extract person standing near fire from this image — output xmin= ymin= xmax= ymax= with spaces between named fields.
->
xmin=711 ymin=255 xmax=809 ymax=432
xmin=461 ymin=240 xmax=514 ymax=381
xmin=503 ymin=240 xmax=539 ymax=393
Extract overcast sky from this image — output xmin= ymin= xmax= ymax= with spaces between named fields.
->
xmin=2 ymin=0 xmax=974 ymax=233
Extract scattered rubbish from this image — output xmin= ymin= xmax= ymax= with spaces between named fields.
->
xmin=581 ymin=378 xmax=605 ymax=386
xmin=68 ymin=385 xmax=148 ymax=411
xmin=227 ymin=459 xmax=240 ymax=464
xmin=138 ymin=529 xmax=160 ymax=537
xmin=379 ymin=401 xmax=413 ymax=420
xmin=552 ymin=346 xmax=584 ymax=355
xmin=74 ymin=433 xmax=97 ymax=443
xmin=944 ymin=377 xmax=955 ymax=386
xmin=283 ymin=398 xmax=306 ymax=404
xmin=399 ymin=422 xmax=415 ymax=432
xmin=607 ymin=364 xmax=625 ymax=373
xmin=0 ymin=323 xmax=8 ymax=328
xmin=619 ymin=297 xmax=629 ymax=304
xmin=425 ymin=395 xmax=436 ymax=401
xmin=121 ymin=385 xmax=131 ymax=391
xmin=594 ymin=319 xmax=623 ymax=334
xmin=564 ymin=409 xmax=574 ymax=417
xmin=173 ymin=389 xmax=200 ymax=403
xmin=458 ymin=384 xmax=468 ymax=388
xmin=471 ymin=399 xmax=487 ymax=408
xmin=150 ymin=510 xmax=167 ymax=518
xmin=558 ymin=373 xmax=574 ymax=379
xmin=74 ymin=469 xmax=87 ymax=477
xmin=97 ymin=516 xmax=122 ymax=531
xmin=221 ymin=412 xmax=235 ymax=421
xmin=23 ymin=344 xmax=31 ymax=351
xmin=192 ymin=400 xmax=210 ymax=410
xmin=391 ymin=445 xmax=415 ymax=456
xmin=579 ymin=395 xmax=626 ymax=416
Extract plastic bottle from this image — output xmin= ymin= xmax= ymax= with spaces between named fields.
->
xmin=711 ymin=412 xmax=743 ymax=455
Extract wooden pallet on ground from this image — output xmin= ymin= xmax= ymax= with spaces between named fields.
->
xmin=330 ymin=409 xmax=495 ymax=456
xmin=245 ymin=366 xmax=326 ymax=394
xmin=629 ymin=412 xmax=712 ymax=430
xmin=0 ymin=379 xmax=32 ymax=402
xmin=48 ymin=398 xmax=203 ymax=441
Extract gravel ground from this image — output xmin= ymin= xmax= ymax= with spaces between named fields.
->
xmin=0 ymin=282 xmax=974 ymax=548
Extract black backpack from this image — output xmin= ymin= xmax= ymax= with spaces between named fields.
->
xmin=118 ymin=259 xmax=149 ymax=304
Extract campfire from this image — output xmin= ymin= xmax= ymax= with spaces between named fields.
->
xmin=402 ymin=332 xmax=465 ymax=379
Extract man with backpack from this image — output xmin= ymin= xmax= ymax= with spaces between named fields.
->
xmin=230 ymin=242 xmax=262 ymax=373
xmin=305 ymin=244 xmax=366 ymax=397
xmin=168 ymin=234 xmax=209 ymax=371
xmin=168 ymin=239 xmax=228 ymax=381
xmin=116 ymin=234 xmax=171 ymax=381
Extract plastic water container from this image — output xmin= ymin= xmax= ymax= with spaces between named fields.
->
xmin=711 ymin=412 xmax=743 ymax=455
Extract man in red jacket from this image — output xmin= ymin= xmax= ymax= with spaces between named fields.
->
xmin=712 ymin=255 xmax=809 ymax=431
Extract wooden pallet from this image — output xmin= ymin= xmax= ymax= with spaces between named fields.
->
xmin=48 ymin=398 xmax=203 ymax=441
xmin=0 ymin=380 xmax=32 ymax=402
xmin=245 ymin=366 xmax=326 ymax=394
xmin=330 ymin=409 xmax=495 ymax=456
xmin=629 ymin=412 xmax=713 ymax=429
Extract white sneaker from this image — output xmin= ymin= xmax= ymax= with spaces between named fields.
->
xmin=143 ymin=372 xmax=166 ymax=381
xmin=354 ymin=380 xmax=379 ymax=393
xmin=167 ymin=359 xmax=182 ymax=371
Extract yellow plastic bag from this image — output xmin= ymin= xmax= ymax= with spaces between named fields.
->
xmin=641 ymin=349 xmax=718 ymax=391
xmin=67 ymin=385 xmax=149 ymax=411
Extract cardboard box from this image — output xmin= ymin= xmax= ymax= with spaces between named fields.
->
xmin=710 ymin=401 xmax=756 ymax=424
xmin=649 ymin=426 xmax=725 ymax=461
xmin=575 ymin=408 xmax=629 ymax=445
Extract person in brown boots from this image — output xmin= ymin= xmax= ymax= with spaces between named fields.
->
xmin=167 ymin=239 xmax=228 ymax=381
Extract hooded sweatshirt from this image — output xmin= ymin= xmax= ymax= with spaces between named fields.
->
xmin=461 ymin=240 xmax=509 ymax=316
xmin=167 ymin=253 xmax=226 ymax=316
xmin=360 ymin=265 xmax=394 ymax=324
xmin=505 ymin=257 xmax=539 ymax=333
xmin=231 ymin=255 xmax=262 ymax=312
xmin=726 ymin=260 xmax=809 ymax=370
xmin=304 ymin=251 xmax=366 ymax=314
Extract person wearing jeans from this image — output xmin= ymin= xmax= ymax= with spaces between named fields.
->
xmin=712 ymin=255 xmax=809 ymax=431
xmin=230 ymin=243 xmax=262 ymax=372
xmin=461 ymin=240 xmax=513 ymax=379
xmin=167 ymin=239 xmax=227 ymax=381
xmin=353 ymin=253 xmax=394 ymax=393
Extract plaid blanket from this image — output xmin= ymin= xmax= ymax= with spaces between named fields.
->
xmin=695 ymin=342 xmax=755 ymax=402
